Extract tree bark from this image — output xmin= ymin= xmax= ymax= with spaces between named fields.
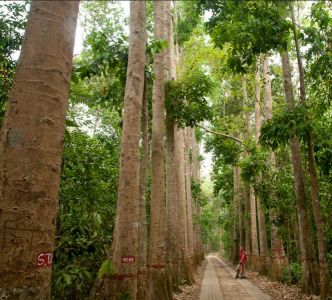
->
xmin=232 ymin=166 xmax=240 ymax=264
xmin=164 ymin=0 xmax=180 ymax=292
xmin=0 ymin=1 xmax=79 ymax=298
xmin=92 ymin=2 xmax=146 ymax=299
xmin=254 ymin=61 xmax=269 ymax=274
xmin=263 ymin=57 xmax=288 ymax=280
xmin=280 ymin=49 xmax=320 ymax=296
xmin=184 ymin=128 xmax=194 ymax=260
xmin=254 ymin=63 xmax=261 ymax=144
xmin=137 ymin=76 xmax=149 ymax=300
xmin=290 ymin=6 xmax=331 ymax=297
xmin=238 ymin=168 xmax=244 ymax=252
xmin=148 ymin=1 xmax=170 ymax=298
xmin=244 ymin=183 xmax=252 ymax=258
xmin=191 ymin=128 xmax=204 ymax=262
xmin=175 ymin=127 xmax=194 ymax=284
xmin=243 ymin=76 xmax=259 ymax=268
xmin=249 ymin=185 xmax=260 ymax=268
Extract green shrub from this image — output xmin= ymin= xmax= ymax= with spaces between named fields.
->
xmin=281 ymin=262 xmax=302 ymax=285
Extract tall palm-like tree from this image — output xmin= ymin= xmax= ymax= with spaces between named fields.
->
xmin=92 ymin=2 xmax=147 ymax=299
xmin=148 ymin=1 xmax=171 ymax=299
xmin=0 ymin=2 xmax=79 ymax=298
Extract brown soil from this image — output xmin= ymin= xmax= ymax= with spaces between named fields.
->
xmin=245 ymin=270 xmax=320 ymax=300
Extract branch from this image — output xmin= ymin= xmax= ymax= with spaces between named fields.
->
xmin=251 ymin=87 xmax=266 ymax=119
xmin=196 ymin=123 xmax=243 ymax=144
xmin=295 ymin=22 xmax=305 ymax=31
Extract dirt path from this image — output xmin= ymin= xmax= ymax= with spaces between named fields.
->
xmin=199 ymin=255 xmax=271 ymax=300
xmin=199 ymin=256 xmax=223 ymax=300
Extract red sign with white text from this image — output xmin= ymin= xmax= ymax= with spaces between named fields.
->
xmin=36 ymin=252 xmax=53 ymax=268
xmin=121 ymin=256 xmax=135 ymax=263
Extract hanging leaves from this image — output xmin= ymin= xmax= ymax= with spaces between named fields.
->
xmin=165 ymin=69 xmax=214 ymax=127
xmin=260 ymin=105 xmax=312 ymax=149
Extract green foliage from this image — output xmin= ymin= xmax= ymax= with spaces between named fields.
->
xmin=199 ymin=0 xmax=291 ymax=72
xmin=191 ymin=177 xmax=201 ymax=199
xmin=146 ymin=38 xmax=168 ymax=57
xmin=314 ymin=114 xmax=332 ymax=176
xmin=211 ymin=164 xmax=232 ymax=200
xmin=165 ymin=69 xmax=214 ymax=127
xmin=0 ymin=2 xmax=28 ymax=125
xmin=191 ymin=178 xmax=208 ymax=207
xmin=71 ymin=2 xmax=128 ymax=113
xmin=176 ymin=1 xmax=201 ymax=45
xmin=281 ymin=262 xmax=302 ymax=285
xmin=199 ymin=174 xmax=232 ymax=254
xmin=98 ymin=260 xmax=116 ymax=278
xmin=260 ymin=105 xmax=312 ymax=149
xmin=302 ymin=1 xmax=332 ymax=114
xmin=51 ymin=131 xmax=119 ymax=299
xmin=239 ymin=147 xmax=269 ymax=183
xmin=205 ymin=134 xmax=241 ymax=166
xmin=71 ymin=29 xmax=128 ymax=111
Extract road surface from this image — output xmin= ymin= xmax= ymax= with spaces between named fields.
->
xmin=199 ymin=255 xmax=271 ymax=300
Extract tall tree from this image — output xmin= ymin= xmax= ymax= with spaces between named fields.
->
xmin=92 ymin=2 xmax=146 ymax=299
xmin=262 ymin=57 xmax=288 ymax=280
xmin=242 ymin=77 xmax=252 ymax=259
xmin=254 ymin=61 xmax=269 ymax=274
xmin=243 ymin=75 xmax=259 ymax=269
xmin=290 ymin=5 xmax=331 ymax=298
xmin=0 ymin=1 xmax=79 ymax=298
xmin=137 ymin=76 xmax=149 ymax=300
xmin=281 ymin=49 xmax=319 ymax=295
xmin=175 ymin=127 xmax=194 ymax=283
xmin=191 ymin=128 xmax=204 ymax=262
xmin=185 ymin=128 xmax=194 ymax=261
xmin=165 ymin=0 xmax=180 ymax=291
xmin=232 ymin=166 xmax=240 ymax=264
xmin=148 ymin=1 xmax=170 ymax=299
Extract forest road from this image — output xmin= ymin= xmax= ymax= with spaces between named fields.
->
xmin=199 ymin=255 xmax=271 ymax=300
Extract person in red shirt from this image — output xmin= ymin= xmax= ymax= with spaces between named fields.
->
xmin=235 ymin=246 xmax=247 ymax=279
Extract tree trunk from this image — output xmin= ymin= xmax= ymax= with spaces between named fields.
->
xmin=244 ymin=183 xmax=252 ymax=258
xmin=165 ymin=117 xmax=179 ymax=290
xmin=175 ymin=127 xmax=194 ymax=284
xmin=191 ymin=128 xmax=204 ymax=262
xmin=280 ymin=49 xmax=320 ymax=296
xmin=184 ymin=128 xmax=194 ymax=261
xmin=92 ymin=3 xmax=146 ymax=299
xmin=164 ymin=0 xmax=180 ymax=292
xmin=238 ymin=169 xmax=244 ymax=251
xmin=0 ymin=2 xmax=79 ymax=298
xmin=137 ymin=76 xmax=149 ymax=300
xmin=243 ymin=76 xmax=258 ymax=268
xmin=263 ymin=57 xmax=288 ymax=280
xmin=290 ymin=6 xmax=331 ymax=297
xmin=232 ymin=166 xmax=239 ymax=264
xmin=263 ymin=57 xmax=273 ymax=121
xmin=164 ymin=1 xmax=176 ymax=82
xmin=242 ymin=78 xmax=251 ymax=259
xmin=254 ymin=63 xmax=261 ymax=144
xmin=254 ymin=61 xmax=269 ymax=274
xmin=249 ymin=185 xmax=260 ymax=269
xmin=148 ymin=1 xmax=170 ymax=298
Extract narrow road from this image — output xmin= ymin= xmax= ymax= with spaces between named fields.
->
xmin=199 ymin=255 xmax=271 ymax=300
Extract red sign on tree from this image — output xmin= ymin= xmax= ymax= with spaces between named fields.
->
xmin=36 ymin=252 xmax=53 ymax=268
xmin=121 ymin=256 xmax=135 ymax=263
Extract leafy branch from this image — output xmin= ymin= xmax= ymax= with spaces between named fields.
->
xmin=196 ymin=123 xmax=243 ymax=144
